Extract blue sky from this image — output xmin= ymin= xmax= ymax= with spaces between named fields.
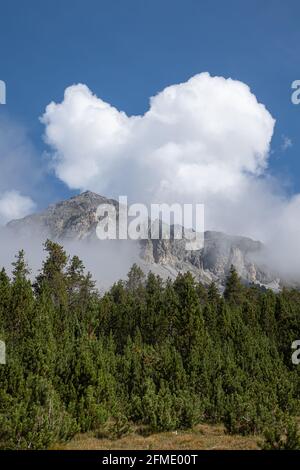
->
xmin=0 ymin=0 xmax=299 ymax=211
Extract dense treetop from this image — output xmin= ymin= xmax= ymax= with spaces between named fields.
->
xmin=0 ymin=241 xmax=300 ymax=449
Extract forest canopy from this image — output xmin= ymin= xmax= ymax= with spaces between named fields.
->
xmin=0 ymin=241 xmax=300 ymax=449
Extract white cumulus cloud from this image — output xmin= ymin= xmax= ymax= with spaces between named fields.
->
xmin=40 ymin=72 xmax=300 ymax=280
xmin=0 ymin=190 xmax=36 ymax=225
xmin=41 ymin=73 xmax=275 ymax=203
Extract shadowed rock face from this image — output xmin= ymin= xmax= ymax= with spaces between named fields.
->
xmin=7 ymin=191 xmax=279 ymax=289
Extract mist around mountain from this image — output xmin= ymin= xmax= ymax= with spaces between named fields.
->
xmin=3 ymin=190 xmax=284 ymax=292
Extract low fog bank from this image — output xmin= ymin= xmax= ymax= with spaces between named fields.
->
xmin=0 ymin=227 xmax=140 ymax=291
xmin=253 ymin=240 xmax=300 ymax=287
xmin=1 ymin=223 xmax=300 ymax=290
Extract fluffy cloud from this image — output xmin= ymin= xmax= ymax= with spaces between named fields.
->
xmin=41 ymin=73 xmax=274 ymax=202
xmin=41 ymin=72 xmax=300 ymax=279
xmin=0 ymin=190 xmax=35 ymax=224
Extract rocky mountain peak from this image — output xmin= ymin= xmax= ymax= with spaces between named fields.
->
xmin=6 ymin=191 xmax=280 ymax=290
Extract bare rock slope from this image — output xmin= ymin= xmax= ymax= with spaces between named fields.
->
xmin=7 ymin=191 xmax=279 ymax=289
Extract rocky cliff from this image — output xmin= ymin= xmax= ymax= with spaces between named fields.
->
xmin=7 ymin=191 xmax=280 ymax=290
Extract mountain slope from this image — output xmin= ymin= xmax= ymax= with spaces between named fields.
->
xmin=7 ymin=191 xmax=279 ymax=289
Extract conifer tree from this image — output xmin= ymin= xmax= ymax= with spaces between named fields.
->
xmin=224 ymin=265 xmax=244 ymax=305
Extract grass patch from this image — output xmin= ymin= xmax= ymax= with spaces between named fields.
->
xmin=53 ymin=423 xmax=261 ymax=450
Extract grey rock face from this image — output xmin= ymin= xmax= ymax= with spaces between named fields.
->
xmin=7 ymin=191 xmax=118 ymax=240
xmin=7 ymin=191 xmax=279 ymax=289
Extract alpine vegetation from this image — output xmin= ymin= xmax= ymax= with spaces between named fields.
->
xmin=1 ymin=242 xmax=300 ymax=449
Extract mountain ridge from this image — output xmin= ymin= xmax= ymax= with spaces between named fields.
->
xmin=6 ymin=190 xmax=280 ymax=290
